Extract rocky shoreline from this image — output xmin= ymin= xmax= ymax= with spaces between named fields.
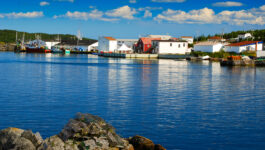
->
xmin=0 ymin=43 xmax=16 ymax=51
xmin=0 ymin=113 xmax=166 ymax=150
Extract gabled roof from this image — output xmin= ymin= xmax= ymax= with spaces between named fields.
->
xmin=226 ymin=41 xmax=262 ymax=47
xmin=209 ymin=36 xmax=222 ymax=40
xmin=195 ymin=41 xmax=222 ymax=46
xmin=181 ymin=36 xmax=193 ymax=38
xmin=104 ymin=37 xmax=116 ymax=41
xmin=140 ymin=37 xmax=161 ymax=45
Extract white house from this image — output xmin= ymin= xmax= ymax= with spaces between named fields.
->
xmin=225 ymin=41 xmax=263 ymax=53
xmin=181 ymin=36 xmax=194 ymax=44
xmin=87 ymin=42 xmax=98 ymax=51
xmin=98 ymin=37 xmax=117 ymax=52
xmin=238 ymin=33 xmax=252 ymax=40
xmin=152 ymin=40 xmax=189 ymax=54
xmin=194 ymin=41 xmax=223 ymax=53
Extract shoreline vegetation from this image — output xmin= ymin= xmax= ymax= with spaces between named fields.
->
xmin=0 ymin=113 xmax=166 ymax=150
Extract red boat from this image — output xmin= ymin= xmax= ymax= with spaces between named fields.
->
xmin=26 ymin=47 xmax=51 ymax=53
xmin=25 ymin=39 xmax=51 ymax=53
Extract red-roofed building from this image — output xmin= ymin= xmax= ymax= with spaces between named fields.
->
xmin=98 ymin=36 xmax=117 ymax=52
xmin=225 ymin=41 xmax=263 ymax=53
xmin=135 ymin=37 xmax=161 ymax=53
xmin=208 ymin=36 xmax=225 ymax=42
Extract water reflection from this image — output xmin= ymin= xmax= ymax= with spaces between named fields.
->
xmin=0 ymin=53 xmax=265 ymax=149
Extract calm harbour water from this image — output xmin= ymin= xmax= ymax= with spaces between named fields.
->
xmin=0 ymin=52 xmax=265 ymax=149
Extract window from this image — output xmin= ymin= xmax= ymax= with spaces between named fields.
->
xmin=170 ymin=43 xmax=172 ymax=47
xmin=183 ymin=43 xmax=185 ymax=47
xmin=178 ymin=44 xmax=180 ymax=48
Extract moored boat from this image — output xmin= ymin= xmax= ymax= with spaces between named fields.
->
xmin=51 ymin=46 xmax=63 ymax=53
xmin=25 ymin=39 xmax=51 ymax=53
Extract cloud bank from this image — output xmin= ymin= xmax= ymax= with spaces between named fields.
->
xmin=55 ymin=5 xmax=137 ymax=21
xmin=155 ymin=6 xmax=265 ymax=25
xmin=0 ymin=11 xmax=44 ymax=19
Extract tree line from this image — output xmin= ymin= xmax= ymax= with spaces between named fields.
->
xmin=0 ymin=29 xmax=97 ymax=44
xmin=194 ymin=29 xmax=265 ymax=42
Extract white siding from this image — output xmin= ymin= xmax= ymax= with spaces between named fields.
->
xmin=155 ymin=41 xmax=188 ymax=54
xmin=87 ymin=42 xmax=98 ymax=51
xmin=98 ymin=37 xmax=109 ymax=52
xmin=225 ymin=43 xmax=263 ymax=53
xmin=194 ymin=44 xmax=223 ymax=53
xmin=98 ymin=37 xmax=117 ymax=52
xmin=109 ymin=41 xmax=117 ymax=52
xmin=45 ymin=42 xmax=60 ymax=49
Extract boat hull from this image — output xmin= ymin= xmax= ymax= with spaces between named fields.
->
xmin=26 ymin=47 xmax=51 ymax=53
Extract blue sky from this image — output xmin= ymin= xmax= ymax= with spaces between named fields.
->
xmin=0 ymin=0 xmax=264 ymax=39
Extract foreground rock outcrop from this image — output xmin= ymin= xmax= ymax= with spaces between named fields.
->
xmin=0 ymin=113 xmax=165 ymax=150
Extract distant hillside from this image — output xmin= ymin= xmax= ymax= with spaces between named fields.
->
xmin=195 ymin=29 xmax=265 ymax=42
xmin=0 ymin=29 xmax=97 ymax=44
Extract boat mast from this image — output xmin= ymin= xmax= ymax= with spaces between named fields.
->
xmin=22 ymin=33 xmax=25 ymax=49
xmin=16 ymin=32 xmax=18 ymax=43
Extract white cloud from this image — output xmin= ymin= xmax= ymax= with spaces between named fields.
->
xmin=260 ymin=5 xmax=265 ymax=11
xmin=151 ymin=0 xmax=185 ymax=3
xmin=105 ymin=5 xmax=137 ymax=19
xmin=54 ymin=9 xmax=118 ymax=21
xmin=2 ymin=11 xmax=44 ymax=19
xmin=66 ymin=10 xmax=103 ymax=20
xmin=144 ymin=10 xmax=152 ymax=18
xmin=40 ymin=1 xmax=50 ymax=6
xmin=155 ymin=7 xmax=265 ymax=25
xmin=54 ymin=5 xmax=138 ymax=21
xmin=138 ymin=6 xmax=163 ymax=11
xmin=213 ymin=1 xmax=243 ymax=7
xmin=155 ymin=8 xmax=215 ymax=24
xmin=129 ymin=0 xmax=137 ymax=3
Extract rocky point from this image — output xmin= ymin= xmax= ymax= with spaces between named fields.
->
xmin=0 ymin=113 xmax=165 ymax=150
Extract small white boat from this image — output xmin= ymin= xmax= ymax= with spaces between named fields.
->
xmin=202 ymin=55 xmax=210 ymax=60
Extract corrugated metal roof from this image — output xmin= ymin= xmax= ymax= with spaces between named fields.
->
xmin=226 ymin=41 xmax=262 ymax=47
xmin=104 ymin=37 xmax=116 ymax=41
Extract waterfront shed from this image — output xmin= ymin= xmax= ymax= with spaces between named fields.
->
xmin=98 ymin=37 xmax=117 ymax=52
xmin=152 ymin=40 xmax=189 ymax=54
xmin=194 ymin=41 xmax=223 ymax=53
xmin=225 ymin=41 xmax=263 ymax=53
